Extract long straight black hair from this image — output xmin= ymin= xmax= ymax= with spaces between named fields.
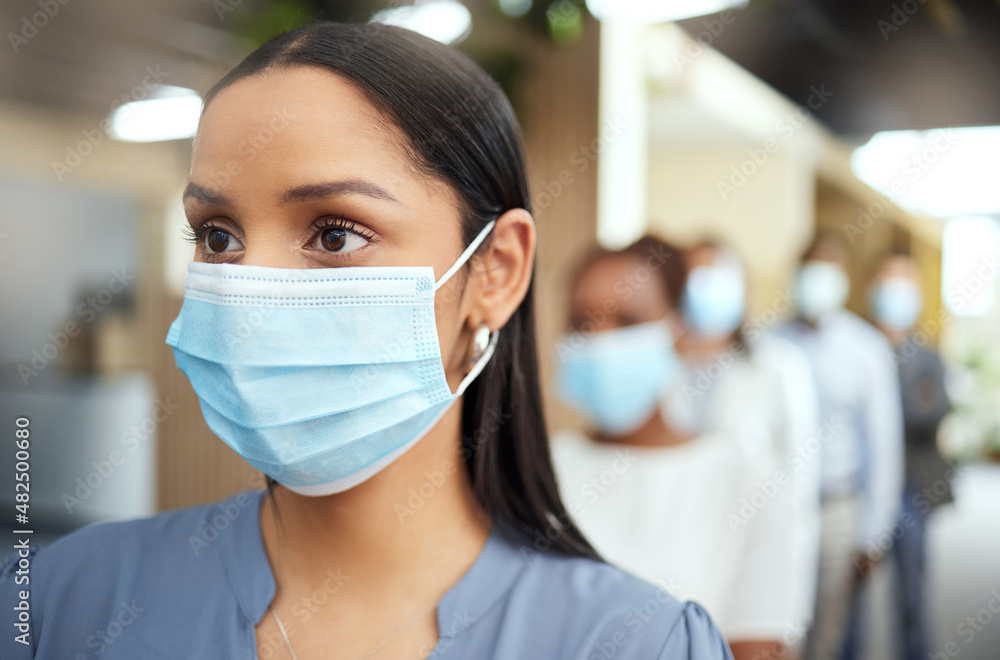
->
xmin=202 ymin=22 xmax=598 ymax=559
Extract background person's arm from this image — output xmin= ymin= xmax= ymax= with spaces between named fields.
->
xmin=760 ymin=336 xmax=822 ymax=627
xmin=901 ymin=346 xmax=951 ymax=442
xmin=721 ymin=446 xmax=799 ymax=658
xmin=855 ymin=332 xmax=905 ymax=568
xmin=730 ymin=639 xmax=794 ymax=660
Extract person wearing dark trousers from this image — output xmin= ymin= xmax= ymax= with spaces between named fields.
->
xmin=868 ymin=252 xmax=953 ymax=660
xmin=780 ymin=235 xmax=904 ymax=660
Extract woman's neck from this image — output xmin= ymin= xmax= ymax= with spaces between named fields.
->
xmin=259 ymin=403 xmax=490 ymax=607
xmin=676 ymin=330 xmax=736 ymax=364
xmin=596 ymin=406 xmax=692 ymax=448
xmin=879 ymin=323 xmax=907 ymax=347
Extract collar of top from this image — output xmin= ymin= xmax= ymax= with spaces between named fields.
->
xmin=217 ymin=488 xmax=533 ymax=640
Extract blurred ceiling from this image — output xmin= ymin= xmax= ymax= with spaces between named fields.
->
xmin=1 ymin=0 xmax=998 ymax=140
xmin=0 ymin=0 xmax=239 ymax=121
xmin=678 ymin=0 xmax=1000 ymax=141
xmin=0 ymin=0 xmax=500 ymax=123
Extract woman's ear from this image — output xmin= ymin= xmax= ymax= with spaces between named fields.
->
xmin=466 ymin=208 xmax=535 ymax=332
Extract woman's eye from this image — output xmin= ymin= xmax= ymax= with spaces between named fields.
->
xmin=314 ymin=227 xmax=369 ymax=253
xmin=203 ymin=228 xmax=243 ymax=254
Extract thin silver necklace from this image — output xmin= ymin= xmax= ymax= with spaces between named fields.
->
xmin=357 ymin=602 xmax=438 ymax=659
xmin=269 ymin=602 xmax=437 ymax=660
xmin=271 ymin=606 xmax=298 ymax=660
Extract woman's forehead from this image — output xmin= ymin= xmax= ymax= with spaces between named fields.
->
xmin=188 ymin=67 xmax=442 ymax=210
xmin=194 ymin=68 xmax=395 ymax=160
xmin=575 ymin=253 xmax=672 ymax=307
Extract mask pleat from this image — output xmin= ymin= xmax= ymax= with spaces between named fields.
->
xmin=174 ymin=352 xmax=447 ymax=427
xmin=253 ymin=402 xmax=453 ymax=488
xmin=168 ymin=300 xmax=439 ymax=367
xmin=197 ymin=381 xmax=454 ymax=474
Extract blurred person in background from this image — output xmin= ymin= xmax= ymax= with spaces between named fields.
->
xmin=665 ymin=239 xmax=822 ymax=643
xmin=551 ymin=235 xmax=806 ymax=660
xmin=778 ymin=233 xmax=904 ymax=660
xmin=868 ymin=252 xmax=953 ymax=660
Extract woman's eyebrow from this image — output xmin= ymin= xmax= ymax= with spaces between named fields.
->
xmin=183 ymin=182 xmax=232 ymax=207
xmin=282 ymin=179 xmax=399 ymax=204
xmin=181 ymin=179 xmax=400 ymax=208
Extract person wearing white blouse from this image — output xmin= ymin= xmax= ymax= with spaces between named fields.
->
xmin=551 ymin=236 xmax=808 ymax=660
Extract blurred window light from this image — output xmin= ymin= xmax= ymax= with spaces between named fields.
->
xmin=596 ymin=20 xmax=647 ymax=248
xmin=499 ymin=0 xmax=532 ymax=18
xmin=371 ymin=0 xmax=472 ymax=44
xmin=941 ymin=216 xmax=1000 ymax=317
xmin=851 ymin=126 xmax=1000 ymax=218
xmin=585 ymin=0 xmax=747 ymax=23
xmin=108 ymin=86 xmax=202 ymax=143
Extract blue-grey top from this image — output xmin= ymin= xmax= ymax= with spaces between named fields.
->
xmin=1 ymin=488 xmax=732 ymax=659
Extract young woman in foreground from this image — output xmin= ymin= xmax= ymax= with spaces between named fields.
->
xmin=1 ymin=23 xmax=731 ymax=660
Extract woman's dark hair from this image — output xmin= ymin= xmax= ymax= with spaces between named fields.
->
xmin=866 ymin=247 xmax=913 ymax=282
xmin=801 ymin=230 xmax=850 ymax=266
xmin=570 ymin=235 xmax=688 ymax=309
xmin=202 ymin=22 xmax=598 ymax=559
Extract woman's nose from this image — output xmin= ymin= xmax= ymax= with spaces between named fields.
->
xmin=237 ymin=231 xmax=306 ymax=269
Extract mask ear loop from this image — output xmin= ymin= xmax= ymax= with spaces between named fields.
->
xmin=434 ymin=220 xmax=497 ymax=291
xmin=433 ymin=219 xmax=500 ymax=396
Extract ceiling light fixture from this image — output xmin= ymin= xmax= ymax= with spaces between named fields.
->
xmin=371 ymin=0 xmax=473 ymax=44
xmin=585 ymin=0 xmax=748 ymax=23
xmin=108 ymin=85 xmax=202 ymax=143
xmin=851 ymin=126 xmax=1000 ymax=217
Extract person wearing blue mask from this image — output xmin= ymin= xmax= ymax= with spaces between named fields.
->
xmin=0 ymin=24 xmax=732 ymax=660
xmin=680 ymin=242 xmax=748 ymax=341
xmin=778 ymin=233 xmax=904 ymax=660
xmin=667 ymin=240 xmax=822 ymax=654
xmin=551 ymin=236 xmax=799 ymax=660
xmin=869 ymin=252 xmax=953 ymax=660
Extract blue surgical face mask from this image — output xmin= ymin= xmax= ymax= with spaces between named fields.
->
xmin=555 ymin=320 xmax=677 ymax=436
xmin=681 ymin=265 xmax=745 ymax=338
xmin=870 ymin=277 xmax=922 ymax=331
xmin=165 ymin=221 xmax=498 ymax=496
xmin=796 ymin=261 xmax=849 ymax=321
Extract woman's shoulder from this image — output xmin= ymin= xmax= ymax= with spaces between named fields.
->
xmin=3 ymin=488 xmax=263 ymax=577
xmin=0 ymin=491 xmax=261 ymax=658
xmin=473 ymin=531 xmax=732 ymax=659
xmin=0 ymin=489 xmax=265 ymax=655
